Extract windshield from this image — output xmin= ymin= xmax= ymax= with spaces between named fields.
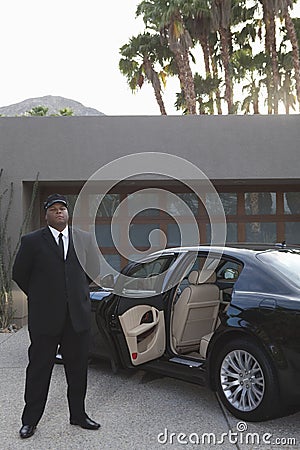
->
xmin=257 ymin=250 xmax=300 ymax=288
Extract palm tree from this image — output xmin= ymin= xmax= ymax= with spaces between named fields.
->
xmin=119 ymin=32 xmax=169 ymax=115
xmin=259 ymin=0 xmax=281 ymax=113
xmin=277 ymin=0 xmax=300 ymax=110
xmin=209 ymin=0 xmax=234 ymax=114
xmin=232 ymin=48 xmax=264 ymax=114
xmin=58 ymin=107 xmax=74 ymax=116
xmin=127 ymin=0 xmax=299 ymax=115
xmin=278 ymin=49 xmax=297 ymax=113
xmin=259 ymin=0 xmax=300 ymax=113
xmin=231 ymin=5 xmax=264 ymax=114
xmin=26 ymin=106 xmax=49 ymax=116
xmin=185 ymin=3 xmax=224 ymax=113
xmin=137 ymin=0 xmax=197 ymax=114
xmin=184 ymin=3 xmax=212 ymax=76
xmin=209 ymin=33 xmax=223 ymax=114
xmin=194 ymin=73 xmax=221 ymax=114
xmin=175 ymin=73 xmax=221 ymax=114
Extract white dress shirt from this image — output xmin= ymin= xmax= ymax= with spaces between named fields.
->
xmin=48 ymin=226 xmax=69 ymax=259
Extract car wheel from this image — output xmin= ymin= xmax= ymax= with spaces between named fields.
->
xmin=214 ymin=338 xmax=280 ymax=421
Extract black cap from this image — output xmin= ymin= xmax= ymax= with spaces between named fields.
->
xmin=44 ymin=193 xmax=68 ymax=210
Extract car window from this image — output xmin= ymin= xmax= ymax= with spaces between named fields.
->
xmin=176 ymin=255 xmax=221 ymax=292
xmin=256 ymin=250 xmax=300 ymax=287
xmin=127 ymin=256 xmax=175 ymax=278
xmin=120 ymin=255 xmax=176 ymax=296
xmin=176 ymin=256 xmax=207 ymax=291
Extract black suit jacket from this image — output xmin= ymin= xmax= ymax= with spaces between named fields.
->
xmin=13 ymin=226 xmax=100 ymax=336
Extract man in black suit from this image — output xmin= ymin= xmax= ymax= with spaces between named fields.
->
xmin=13 ymin=193 xmax=101 ymax=439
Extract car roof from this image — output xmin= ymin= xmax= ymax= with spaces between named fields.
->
xmin=150 ymin=244 xmax=293 ymax=260
xmin=134 ymin=243 xmax=300 ymax=265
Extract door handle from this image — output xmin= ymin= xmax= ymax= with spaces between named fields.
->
xmin=127 ymin=307 xmax=159 ymax=337
xmin=259 ymin=298 xmax=277 ymax=314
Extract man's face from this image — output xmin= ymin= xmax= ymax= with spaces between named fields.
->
xmin=45 ymin=202 xmax=69 ymax=231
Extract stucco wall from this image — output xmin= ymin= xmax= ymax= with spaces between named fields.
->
xmin=1 ymin=115 xmax=299 ymax=182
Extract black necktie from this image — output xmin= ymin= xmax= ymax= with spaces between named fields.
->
xmin=58 ymin=233 xmax=64 ymax=260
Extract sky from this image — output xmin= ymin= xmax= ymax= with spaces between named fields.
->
xmin=1 ymin=0 xmax=300 ymax=116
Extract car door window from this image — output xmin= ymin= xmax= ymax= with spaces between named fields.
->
xmin=177 ymin=255 xmax=217 ymax=293
xmin=121 ymin=255 xmax=176 ymax=296
xmin=217 ymin=261 xmax=243 ymax=281
xmin=216 ymin=260 xmax=243 ymax=302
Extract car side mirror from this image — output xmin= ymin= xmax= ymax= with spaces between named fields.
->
xmin=100 ymin=274 xmax=114 ymax=289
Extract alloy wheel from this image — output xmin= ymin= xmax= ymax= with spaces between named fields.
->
xmin=220 ymin=349 xmax=265 ymax=412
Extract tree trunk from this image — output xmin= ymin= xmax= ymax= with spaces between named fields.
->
xmin=210 ymin=44 xmax=222 ymax=114
xmin=253 ymin=97 xmax=259 ymax=114
xmin=219 ymin=27 xmax=233 ymax=114
xmin=268 ymin=9 xmax=279 ymax=114
xmin=152 ymin=79 xmax=167 ymax=115
xmin=153 ymin=82 xmax=167 ymax=115
xmin=263 ymin=8 xmax=273 ymax=114
xmin=166 ymin=16 xmax=197 ymax=115
xmin=181 ymin=50 xmax=197 ymax=115
xmin=200 ymin=37 xmax=211 ymax=76
xmin=171 ymin=47 xmax=197 ymax=115
xmin=144 ymin=58 xmax=167 ymax=115
xmin=200 ymin=36 xmax=215 ymax=114
xmin=262 ymin=1 xmax=280 ymax=114
xmin=284 ymin=12 xmax=300 ymax=109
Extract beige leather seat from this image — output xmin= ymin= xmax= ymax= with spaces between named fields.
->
xmin=172 ymin=269 xmax=220 ymax=353
xmin=199 ymin=303 xmax=230 ymax=358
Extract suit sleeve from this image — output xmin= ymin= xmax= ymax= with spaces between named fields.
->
xmin=86 ymin=233 xmax=101 ymax=284
xmin=12 ymin=235 xmax=34 ymax=295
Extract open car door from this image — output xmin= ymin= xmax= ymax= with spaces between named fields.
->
xmin=115 ymin=254 xmax=176 ymax=366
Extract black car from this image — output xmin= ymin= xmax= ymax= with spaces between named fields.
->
xmin=88 ymin=245 xmax=300 ymax=422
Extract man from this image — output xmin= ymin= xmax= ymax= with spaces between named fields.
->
xmin=13 ymin=193 xmax=101 ymax=439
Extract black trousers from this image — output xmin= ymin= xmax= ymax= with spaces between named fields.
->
xmin=22 ymin=309 xmax=90 ymax=426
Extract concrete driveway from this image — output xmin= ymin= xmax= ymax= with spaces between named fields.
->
xmin=0 ymin=327 xmax=299 ymax=450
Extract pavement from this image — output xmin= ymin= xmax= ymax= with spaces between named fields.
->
xmin=0 ymin=327 xmax=300 ymax=450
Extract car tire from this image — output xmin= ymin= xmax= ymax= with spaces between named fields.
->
xmin=214 ymin=338 xmax=280 ymax=422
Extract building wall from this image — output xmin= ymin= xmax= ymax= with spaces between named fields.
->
xmin=1 ymin=114 xmax=300 ymax=184
xmin=1 ymin=114 xmax=299 ymax=325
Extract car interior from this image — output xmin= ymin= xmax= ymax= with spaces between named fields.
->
xmin=170 ymin=256 xmax=243 ymax=359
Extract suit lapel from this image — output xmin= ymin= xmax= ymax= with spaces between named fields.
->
xmin=42 ymin=227 xmax=64 ymax=260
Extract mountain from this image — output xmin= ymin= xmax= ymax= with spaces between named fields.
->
xmin=0 ymin=95 xmax=104 ymax=116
